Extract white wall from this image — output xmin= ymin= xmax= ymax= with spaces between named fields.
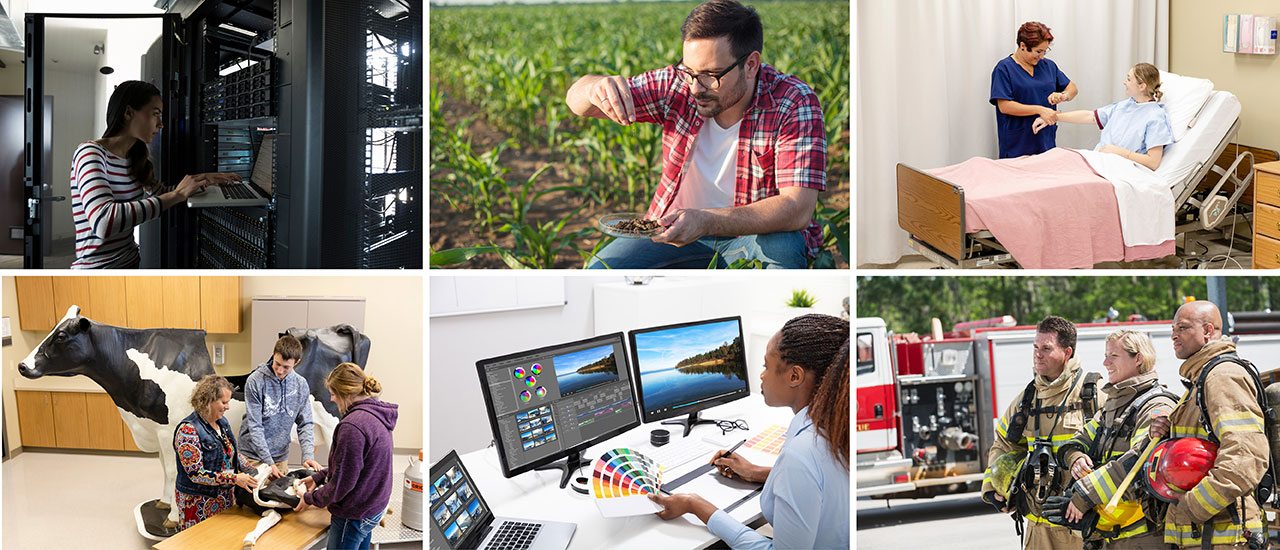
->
xmin=428 ymin=274 xmax=851 ymax=463
xmin=45 ymin=67 xmax=96 ymax=245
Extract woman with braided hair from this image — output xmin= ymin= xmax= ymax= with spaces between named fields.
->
xmin=649 ymin=314 xmax=850 ymax=550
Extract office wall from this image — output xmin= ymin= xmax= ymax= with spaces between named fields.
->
xmin=1170 ymin=0 xmax=1280 ymax=151
xmin=428 ymin=275 xmax=850 ymax=463
xmin=45 ymin=67 xmax=96 ymax=248
xmin=3 ymin=275 xmax=424 ymax=454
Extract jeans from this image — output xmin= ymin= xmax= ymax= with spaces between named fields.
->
xmin=586 ymin=231 xmax=807 ymax=269
xmin=327 ymin=510 xmax=384 ymax=550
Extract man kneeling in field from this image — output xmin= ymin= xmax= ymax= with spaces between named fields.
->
xmin=566 ymin=0 xmax=826 ymax=269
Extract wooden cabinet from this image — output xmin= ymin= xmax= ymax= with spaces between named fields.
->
xmin=1253 ymin=162 xmax=1280 ymax=268
xmin=15 ymin=277 xmax=55 ymax=331
xmin=51 ymin=392 xmax=91 ymax=449
xmin=87 ymin=276 xmax=129 ymax=327
xmin=15 ymin=276 xmax=241 ymax=334
xmin=162 ymin=278 xmax=202 ymax=329
xmin=86 ymin=393 xmax=125 ymax=451
xmin=15 ymin=391 xmax=56 ymax=447
xmin=15 ymin=390 xmax=145 ymax=452
xmin=125 ymin=276 xmax=166 ymax=329
xmin=51 ymin=277 xmax=93 ymax=322
xmin=201 ymin=277 xmax=242 ymax=333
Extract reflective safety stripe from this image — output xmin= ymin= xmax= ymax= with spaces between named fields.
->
xmin=1214 ymin=411 xmax=1264 ymax=435
xmin=1082 ymin=420 xmax=1099 ymax=439
xmin=1085 ymin=467 xmax=1119 ymax=503
xmin=1128 ymin=426 xmax=1149 ymax=447
xmin=1163 ymin=519 xmax=1266 ymax=546
xmin=1024 ymin=512 xmax=1053 ymax=524
xmin=1171 ymin=425 xmax=1210 ymax=438
xmin=1189 ymin=481 xmax=1230 ymax=515
xmin=1108 ymin=516 xmax=1149 ymax=540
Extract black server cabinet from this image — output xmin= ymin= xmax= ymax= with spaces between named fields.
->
xmin=156 ymin=0 xmax=422 ymax=269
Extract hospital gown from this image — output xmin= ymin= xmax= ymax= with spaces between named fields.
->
xmin=1094 ymin=98 xmax=1173 ymax=155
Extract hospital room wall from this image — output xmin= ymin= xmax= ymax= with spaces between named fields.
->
xmin=1170 ymin=0 xmax=1280 ymax=151
xmin=427 ymin=275 xmax=850 ymax=464
xmin=1 ymin=276 xmax=425 ymax=455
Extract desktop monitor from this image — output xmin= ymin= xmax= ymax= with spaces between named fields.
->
xmin=476 ymin=332 xmax=641 ymax=488
xmin=628 ymin=316 xmax=749 ymax=437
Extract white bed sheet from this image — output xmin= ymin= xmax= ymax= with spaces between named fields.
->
xmin=1154 ymin=90 xmax=1241 ymax=193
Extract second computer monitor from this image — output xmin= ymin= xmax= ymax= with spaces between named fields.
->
xmin=629 ymin=316 xmax=749 ymax=436
xmin=475 ymin=333 xmax=640 ymax=488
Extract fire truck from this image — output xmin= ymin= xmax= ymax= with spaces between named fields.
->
xmin=856 ymin=314 xmax=1280 ymax=499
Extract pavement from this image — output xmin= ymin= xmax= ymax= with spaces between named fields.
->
xmin=857 ymin=492 xmax=1027 ymax=550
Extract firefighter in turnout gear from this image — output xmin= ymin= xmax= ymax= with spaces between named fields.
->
xmin=983 ymin=316 xmax=1103 ymax=549
xmin=1050 ymin=329 xmax=1177 ymax=548
xmin=1149 ymin=301 xmax=1270 ymax=549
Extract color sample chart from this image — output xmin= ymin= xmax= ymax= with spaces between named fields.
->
xmin=591 ymin=448 xmax=664 ymax=517
xmin=743 ymin=424 xmax=787 ymax=456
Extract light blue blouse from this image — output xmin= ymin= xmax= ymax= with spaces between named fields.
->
xmin=705 ymin=406 xmax=850 ymax=550
xmin=1095 ymin=98 xmax=1174 ymax=155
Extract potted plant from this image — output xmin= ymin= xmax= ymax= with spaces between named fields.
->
xmin=786 ymin=289 xmax=818 ymax=309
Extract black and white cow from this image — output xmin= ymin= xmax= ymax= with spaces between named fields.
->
xmin=18 ymin=306 xmax=372 ymax=537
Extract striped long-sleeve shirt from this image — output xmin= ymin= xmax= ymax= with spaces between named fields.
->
xmin=70 ymin=141 xmax=162 ymax=268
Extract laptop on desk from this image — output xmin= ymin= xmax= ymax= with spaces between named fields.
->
xmin=430 ymin=449 xmax=576 ymax=550
xmin=187 ymin=134 xmax=274 ymax=208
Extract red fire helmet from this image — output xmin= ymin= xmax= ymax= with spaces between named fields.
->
xmin=1144 ymin=438 xmax=1219 ymax=503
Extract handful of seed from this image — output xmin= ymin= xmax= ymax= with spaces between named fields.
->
xmin=613 ymin=218 xmax=661 ymax=233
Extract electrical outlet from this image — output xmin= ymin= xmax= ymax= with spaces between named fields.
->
xmin=213 ymin=343 xmax=225 ymax=365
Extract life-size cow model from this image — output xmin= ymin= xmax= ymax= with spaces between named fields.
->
xmin=18 ymin=306 xmax=372 ymax=539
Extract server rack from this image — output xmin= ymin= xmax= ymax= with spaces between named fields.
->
xmin=154 ymin=0 xmax=422 ymax=269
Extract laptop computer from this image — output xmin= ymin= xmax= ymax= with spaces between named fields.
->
xmin=429 ymin=449 xmax=576 ymax=550
xmin=187 ymin=134 xmax=274 ymax=208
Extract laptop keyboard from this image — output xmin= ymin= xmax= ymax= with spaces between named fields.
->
xmin=485 ymin=521 xmax=541 ymax=550
xmin=219 ymin=183 xmax=258 ymax=200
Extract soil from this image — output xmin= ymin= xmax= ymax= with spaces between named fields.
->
xmin=430 ymin=87 xmax=851 ymax=269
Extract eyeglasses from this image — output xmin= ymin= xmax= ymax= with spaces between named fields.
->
xmin=675 ymin=52 xmax=752 ymax=91
xmin=1033 ymin=47 xmax=1051 ymax=57
xmin=715 ymin=419 xmax=749 ymax=436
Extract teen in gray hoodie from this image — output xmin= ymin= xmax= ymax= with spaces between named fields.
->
xmin=239 ymin=335 xmax=322 ymax=477
xmin=296 ymin=362 xmax=398 ymax=550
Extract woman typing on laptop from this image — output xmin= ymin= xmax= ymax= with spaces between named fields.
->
xmin=70 ymin=80 xmax=241 ymax=268
xmin=649 ymin=314 xmax=851 ymax=550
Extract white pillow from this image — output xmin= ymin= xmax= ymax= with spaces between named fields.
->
xmin=1158 ymin=71 xmax=1215 ymax=142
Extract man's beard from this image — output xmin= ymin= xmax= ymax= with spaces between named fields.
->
xmin=694 ymin=93 xmax=724 ymax=117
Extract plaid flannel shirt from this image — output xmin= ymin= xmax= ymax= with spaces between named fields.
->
xmin=628 ymin=63 xmax=827 ymax=257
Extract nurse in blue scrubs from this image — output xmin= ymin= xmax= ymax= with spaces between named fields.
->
xmin=990 ymin=21 xmax=1079 ymax=158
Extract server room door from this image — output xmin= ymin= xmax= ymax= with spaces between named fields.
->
xmin=24 ymin=13 xmax=175 ymax=269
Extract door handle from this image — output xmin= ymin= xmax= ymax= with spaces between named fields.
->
xmin=874 ymin=404 xmax=884 ymax=418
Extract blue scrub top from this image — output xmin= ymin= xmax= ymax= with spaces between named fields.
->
xmin=990 ymin=56 xmax=1072 ymax=159
xmin=1096 ymin=98 xmax=1174 ymax=155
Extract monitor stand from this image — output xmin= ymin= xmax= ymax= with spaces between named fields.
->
xmin=662 ymin=411 xmax=721 ymax=437
xmin=534 ymin=451 xmax=592 ymax=489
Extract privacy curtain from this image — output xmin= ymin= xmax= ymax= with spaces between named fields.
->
xmin=856 ymin=0 xmax=1170 ymax=266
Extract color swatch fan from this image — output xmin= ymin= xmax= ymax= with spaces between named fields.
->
xmin=591 ymin=448 xmax=664 ymax=517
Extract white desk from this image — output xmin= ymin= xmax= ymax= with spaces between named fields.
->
xmin=457 ymin=398 xmax=793 ymax=549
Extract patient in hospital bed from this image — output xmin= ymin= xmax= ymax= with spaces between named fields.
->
xmin=1033 ymin=62 xmax=1173 ymax=171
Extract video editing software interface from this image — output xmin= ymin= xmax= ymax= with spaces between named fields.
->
xmin=481 ymin=335 xmax=639 ymax=471
xmin=632 ymin=318 xmax=749 ymax=418
xmin=430 ymin=453 xmax=490 ymax=549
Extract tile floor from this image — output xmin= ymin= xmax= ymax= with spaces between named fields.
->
xmin=3 ymin=449 xmax=423 ymax=549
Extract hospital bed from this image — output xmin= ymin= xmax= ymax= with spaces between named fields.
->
xmin=896 ymin=89 xmax=1265 ymax=269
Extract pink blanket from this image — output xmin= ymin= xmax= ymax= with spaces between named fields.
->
xmin=927 ymin=148 xmax=1174 ymax=269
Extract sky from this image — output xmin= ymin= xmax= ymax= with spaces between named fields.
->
xmin=553 ymin=344 xmax=616 ymax=375
xmin=633 ymin=320 xmax=740 ymax=373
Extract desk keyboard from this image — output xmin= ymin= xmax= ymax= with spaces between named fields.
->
xmin=647 ymin=438 xmax=717 ymax=470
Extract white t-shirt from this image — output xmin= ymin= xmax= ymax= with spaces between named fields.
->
xmin=671 ymin=117 xmax=741 ymax=211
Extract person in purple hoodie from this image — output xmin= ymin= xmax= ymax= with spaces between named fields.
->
xmin=293 ymin=362 xmax=398 ymax=550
